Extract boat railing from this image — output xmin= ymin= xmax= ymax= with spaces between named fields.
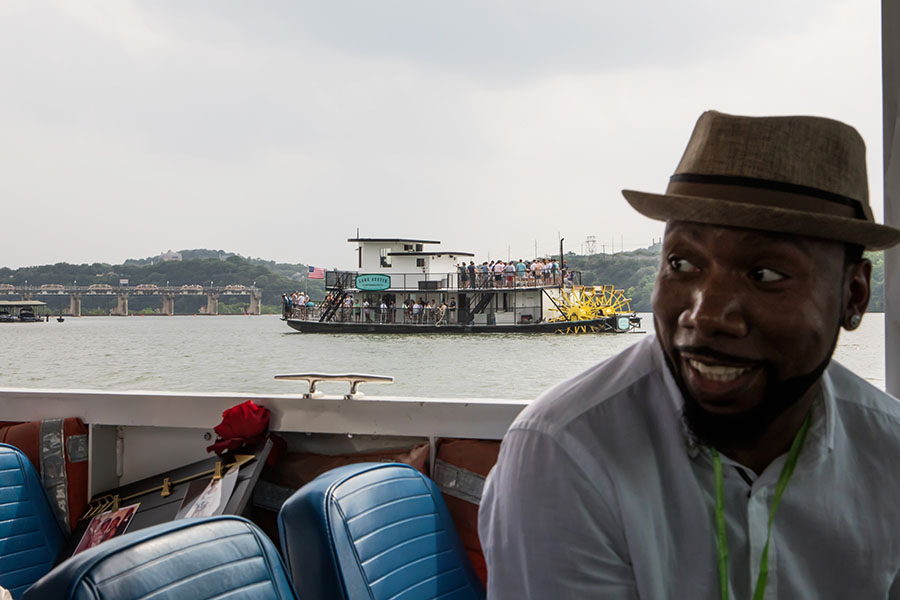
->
xmin=0 ymin=386 xmax=529 ymax=493
xmin=323 ymin=269 xmax=581 ymax=291
xmin=287 ymin=303 xmax=555 ymax=325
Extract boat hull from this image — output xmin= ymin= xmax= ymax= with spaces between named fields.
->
xmin=285 ymin=316 xmax=637 ymax=334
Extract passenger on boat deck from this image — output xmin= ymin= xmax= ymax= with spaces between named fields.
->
xmin=516 ymin=259 xmax=527 ymax=284
xmin=297 ymin=292 xmax=310 ymax=317
xmin=531 ymin=258 xmax=543 ymax=284
xmin=504 ymin=261 xmax=516 ymax=287
xmin=479 ymin=111 xmax=900 ymax=599
xmin=341 ymin=294 xmax=353 ymax=321
xmin=493 ymin=260 xmax=504 ymax=287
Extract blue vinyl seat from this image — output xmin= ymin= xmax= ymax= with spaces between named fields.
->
xmin=0 ymin=442 xmax=67 ymax=599
xmin=278 ymin=462 xmax=485 ymax=600
xmin=23 ymin=516 xmax=297 ymax=600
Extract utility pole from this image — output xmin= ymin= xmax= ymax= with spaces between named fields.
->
xmin=559 ymin=238 xmax=565 ymax=289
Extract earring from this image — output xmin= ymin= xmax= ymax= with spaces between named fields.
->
xmin=848 ymin=314 xmax=862 ymax=329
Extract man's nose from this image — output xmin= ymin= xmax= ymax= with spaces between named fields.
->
xmin=678 ymin=277 xmax=748 ymax=338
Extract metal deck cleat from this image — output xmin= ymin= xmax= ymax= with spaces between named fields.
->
xmin=274 ymin=373 xmax=394 ymax=399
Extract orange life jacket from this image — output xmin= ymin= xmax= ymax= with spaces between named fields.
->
xmin=0 ymin=418 xmax=89 ymax=532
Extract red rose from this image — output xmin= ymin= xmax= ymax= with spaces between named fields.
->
xmin=206 ymin=400 xmax=271 ymax=455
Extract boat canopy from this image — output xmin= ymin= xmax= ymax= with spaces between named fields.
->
xmin=0 ymin=300 xmax=47 ymax=307
xmin=386 ymin=251 xmax=475 ymax=257
xmin=347 ymin=237 xmax=440 ymax=244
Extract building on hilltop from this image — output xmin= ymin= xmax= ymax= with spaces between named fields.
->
xmin=160 ymin=250 xmax=183 ymax=262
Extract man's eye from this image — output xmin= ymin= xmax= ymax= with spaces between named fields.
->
xmin=668 ymin=256 xmax=697 ymax=272
xmin=749 ymin=267 xmax=786 ymax=282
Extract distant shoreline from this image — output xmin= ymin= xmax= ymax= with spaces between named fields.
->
xmin=30 ymin=313 xmax=281 ymax=318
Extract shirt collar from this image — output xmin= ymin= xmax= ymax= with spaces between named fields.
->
xmin=649 ymin=336 xmax=700 ymax=458
xmin=651 ymin=334 xmax=836 ymax=468
xmin=806 ymin=366 xmax=837 ymax=460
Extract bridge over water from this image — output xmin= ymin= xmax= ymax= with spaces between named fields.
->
xmin=0 ymin=284 xmax=262 ymax=316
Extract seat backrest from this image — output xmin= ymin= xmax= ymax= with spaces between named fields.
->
xmin=23 ymin=516 xmax=297 ymax=600
xmin=278 ymin=462 xmax=485 ymax=600
xmin=0 ymin=443 xmax=66 ymax=599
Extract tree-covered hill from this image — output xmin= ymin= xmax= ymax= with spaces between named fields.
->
xmin=564 ymin=244 xmax=661 ymax=312
xmin=0 ymin=250 xmax=325 ymax=313
xmin=867 ymin=250 xmax=886 ymax=312
xmin=124 ymin=249 xmax=310 ymax=281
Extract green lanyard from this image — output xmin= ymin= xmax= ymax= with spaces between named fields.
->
xmin=710 ymin=414 xmax=811 ymax=600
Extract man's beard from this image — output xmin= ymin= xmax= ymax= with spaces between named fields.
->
xmin=666 ymin=328 xmax=840 ymax=450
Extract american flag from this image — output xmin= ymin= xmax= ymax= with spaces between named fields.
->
xmin=308 ymin=266 xmax=325 ymax=280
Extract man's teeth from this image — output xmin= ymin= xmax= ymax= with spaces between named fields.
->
xmin=688 ymin=359 xmax=750 ymax=382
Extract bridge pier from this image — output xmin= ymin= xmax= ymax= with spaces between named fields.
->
xmin=249 ymin=290 xmax=262 ymax=315
xmin=114 ymin=292 xmax=129 ymax=316
xmin=206 ymin=292 xmax=218 ymax=315
xmin=68 ymin=293 xmax=81 ymax=317
xmin=162 ymin=293 xmax=175 ymax=316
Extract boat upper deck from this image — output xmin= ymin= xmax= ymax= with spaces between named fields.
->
xmin=325 ymin=269 xmax=580 ymax=292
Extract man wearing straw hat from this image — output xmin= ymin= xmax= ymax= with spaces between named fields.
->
xmin=479 ymin=111 xmax=900 ymax=599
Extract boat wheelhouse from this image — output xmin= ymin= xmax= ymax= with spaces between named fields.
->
xmin=285 ymin=237 xmax=641 ymax=334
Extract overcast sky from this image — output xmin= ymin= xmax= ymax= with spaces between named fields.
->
xmin=0 ymin=1 xmax=885 ymax=270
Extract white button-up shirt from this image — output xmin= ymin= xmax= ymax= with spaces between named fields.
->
xmin=479 ymin=335 xmax=900 ymax=599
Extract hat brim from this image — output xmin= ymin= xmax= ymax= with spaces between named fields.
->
xmin=622 ymin=189 xmax=900 ymax=250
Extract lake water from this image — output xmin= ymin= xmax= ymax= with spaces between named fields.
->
xmin=0 ymin=313 xmax=887 ymax=399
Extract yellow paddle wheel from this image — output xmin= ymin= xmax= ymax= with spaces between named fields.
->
xmin=549 ymin=285 xmax=634 ymax=334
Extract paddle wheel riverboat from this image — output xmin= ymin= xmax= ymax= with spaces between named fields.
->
xmin=284 ymin=237 xmax=642 ymax=334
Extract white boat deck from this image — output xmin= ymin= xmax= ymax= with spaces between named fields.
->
xmin=0 ymin=387 xmax=528 ymax=497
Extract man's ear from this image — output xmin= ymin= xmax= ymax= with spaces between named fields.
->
xmin=842 ymin=258 xmax=872 ymax=330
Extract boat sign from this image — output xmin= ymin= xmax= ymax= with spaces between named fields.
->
xmin=356 ymin=274 xmax=391 ymax=291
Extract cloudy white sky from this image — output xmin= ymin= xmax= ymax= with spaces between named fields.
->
xmin=0 ymin=1 xmax=885 ymax=269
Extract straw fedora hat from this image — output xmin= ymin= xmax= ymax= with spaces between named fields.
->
xmin=622 ymin=110 xmax=900 ymax=250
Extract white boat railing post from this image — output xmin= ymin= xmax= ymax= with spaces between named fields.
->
xmin=884 ymin=0 xmax=900 ymax=397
